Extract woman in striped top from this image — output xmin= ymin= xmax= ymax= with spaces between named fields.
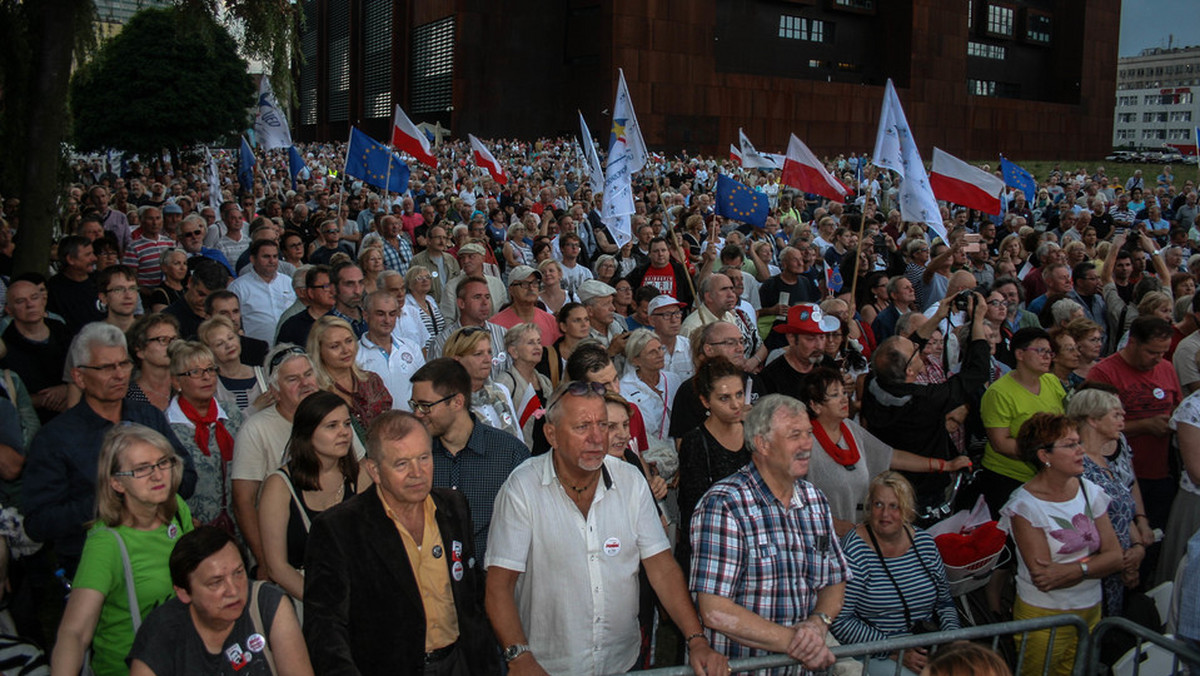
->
xmin=831 ymin=471 xmax=960 ymax=676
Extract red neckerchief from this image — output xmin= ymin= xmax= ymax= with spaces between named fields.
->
xmin=812 ymin=419 xmax=861 ymax=468
xmin=178 ymin=397 xmax=234 ymax=463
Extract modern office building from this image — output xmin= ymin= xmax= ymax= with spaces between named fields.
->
xmin=293 ymin=0 xmax=1119 ymax=160
xmin=93 ymin=0 xmax=173 ymax=39
xmin=1112 ymin=46 xmax=1200 ymax=151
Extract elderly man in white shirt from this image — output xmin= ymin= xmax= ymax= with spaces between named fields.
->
xmin=228 ymin=239 xmax=296 ymax=346
xmin=647 ymin=294 xmax=694 ymax=381
xmin=356 ymin=290 xmax=425 ymax=412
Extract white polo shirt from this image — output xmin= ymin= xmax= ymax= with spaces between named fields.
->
xmin=228 ymin=270 xmax=297 ymax=346
xmin=485 ymin=453 xmax=669 ymax=676
xmin=356 ymin=333 xmax=425 ymax=412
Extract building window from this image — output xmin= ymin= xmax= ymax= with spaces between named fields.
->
xmin=808 ymin=59 xmax=823 ymax=68
xmin=1117 ymin=95 xmax=1137 ymax=106
xmin=1143 ymin=129 xmax=1167 ymax=141
xmin=1117 ymin=113 xmax=1135 ymax=123
xmin=362 ymin=0 xmax=393 ymax=119
xmin=1116 ymin=130 xmax=1135 ymax=141
xmin=985 ymin=5 xmax=1014 ymax=38
xmin=1144 ymin=94 xmax=1161 ymax=105
xmin=779 ymin=15 xmax=831 ymax=43
xmin=1171 ymin=110 xmax=1193 ymax=122
xmin=969 ymin=78 xmax=996 ymax=96
xmin=299 ymin=0 xmax=318 ymax=125
xmin=326 ymin=0 xmax=350 ymax=123
xmin=831 ymin=0 xmax=874 ymax=12
xmin=1024 ymin=11 xmax=1051 ymax=44
xmin=1168 ymin=128 xmax=1192 ymax=140
xmin=1144 ymin=112 xmax=1168 ymax=123
xmin=410 ymin=16 xmax=455 ymax=115
xmin=967 ymin=41 xmax=1006 ymax=60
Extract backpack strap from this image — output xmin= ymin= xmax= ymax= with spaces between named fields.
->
xmin=248 ymin=580 xmax=278 ymax=675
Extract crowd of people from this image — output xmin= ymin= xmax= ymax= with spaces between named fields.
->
xmin=0 ymin=135 xmax=1196 ymax=675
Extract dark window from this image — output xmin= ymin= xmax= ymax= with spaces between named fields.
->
xmin=299 ymin=0 xmax=318 ymax=125
xmin=410 ymin=17 xmax=455 ymax=115
xmin=362 ymin=0 xmax=392 ymax=119
xmin=326 ymin=0 xmax=350 ymax=122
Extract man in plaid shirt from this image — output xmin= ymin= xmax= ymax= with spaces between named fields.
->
xmin=689 ymin=394 xmax=850 ymax=675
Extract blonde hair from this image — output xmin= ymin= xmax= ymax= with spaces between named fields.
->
xmin=307 ymin=315 xmax=368 ymax=389
xmin=867 ymin=470 xmax=918 ymax=525
xmin=197 ymin=315 xmax=239 ymax=347
xmin=167 ymin=340 xmax=215 ymax=377
xmin=95 ymin=424 xmax=182 ymax=527
xmin=442 ymin=326 xmax=491 ymax=359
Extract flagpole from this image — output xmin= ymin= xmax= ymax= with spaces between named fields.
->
xmin=848 ymin=182 xmax=874 ymax=306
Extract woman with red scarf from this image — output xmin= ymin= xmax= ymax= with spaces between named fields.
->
xmin=799 ymin=367 xmax=972 ymax=537
xmin=165 ymin=341 xmax=244 ymax=534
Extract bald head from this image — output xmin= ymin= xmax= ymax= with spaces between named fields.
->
xmin=948 ymin=271 xmax=977 ymax=297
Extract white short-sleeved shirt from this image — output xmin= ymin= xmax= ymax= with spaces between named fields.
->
xmin=485 ymin=453 xmax=669 ymax=676
xmin=662 ymin=334 xmax=694 ymax=382
xmin=356 ymin=334 xmax=426 ymax=412
xmin=228 ymin=271 xmax=297 ymax=346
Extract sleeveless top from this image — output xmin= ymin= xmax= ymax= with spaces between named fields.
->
xmin=277 ymin=469 xmax=355 ymax=569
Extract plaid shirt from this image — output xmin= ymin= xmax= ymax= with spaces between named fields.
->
xmin=380 ymin=234 xmax=413 ymax=274
xmin=689 ymin=462 xmax=850 ymax=675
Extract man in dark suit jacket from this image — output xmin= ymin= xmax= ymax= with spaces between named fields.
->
xmin=303 ymin=411 xmax=499 ymax=675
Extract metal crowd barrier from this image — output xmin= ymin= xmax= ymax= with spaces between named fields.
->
xmin=622 ymin=614 xmax=1092 ymax=676
xmin=1086 ymin=616 xmax=1200 ymax=676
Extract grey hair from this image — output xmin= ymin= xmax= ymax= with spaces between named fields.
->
xmin=1050 ymin=298 xmax=1082 ymax=325
xmin=743 ymin=394 xmax=808 ymax=456
xmin=623 ymin=328 xmax=661 ymax=364
xmin=364 ymin=289 xmax=397 ymax=312
xmin=70 ymin=322 xmax=127 ymax=368
xmin=1066 ymin=388 xmax=1123 ymax=422
xmin=894 ymin=311 xmax=923 ymax=338
xmin=1035 ymin=241 xmax=1061 ymax=260
xmin=503 ymin=322 xmax=541 ymax=353
xmin=292 ymin=264 xmax=313 ymax=290
xmin=377 ymin=269 xmax=403 ymax=287
xmin=158 ymin=246 xmax=187 ymax=271
xmin=137 ymin=205 xmax=161 ymax=221
xmin=263 ymin=343 xmax=313 ymax=390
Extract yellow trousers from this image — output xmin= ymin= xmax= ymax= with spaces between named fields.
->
xmin=1012 ymin=596 xmax=1100 ymax=676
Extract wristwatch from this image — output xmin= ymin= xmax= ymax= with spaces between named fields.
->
xmin=1079 ymin=561 xmax=1090 ymax=578
xmin=503 ymin=644 xmax=531 ymax=663
xmin=811 ymin=612 xmax=833 ymax=627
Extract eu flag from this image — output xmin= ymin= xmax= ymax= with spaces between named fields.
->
xmin=345 ymin=126 xmax=410 ymax=193
xmin=1000 ymin=157 xmax=1037 ymax=203
xmin=716 ymin=173 xmax=769 ymax=228
xmin=237 ymin=136 xmax=255 ymax=192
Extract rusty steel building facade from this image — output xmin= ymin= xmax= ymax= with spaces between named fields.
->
xmin=294 ymin=0 xmax=1119 ymax=159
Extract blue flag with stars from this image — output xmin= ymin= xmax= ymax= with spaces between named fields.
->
xmin=344 ymin=126 xmax=410 ymax=193
xmin=1000 ymin=157 xmax=1037 ymax=203
xmin=716 ymin=173 xmax=769 ymax=228
xmin=237 ymin=136 xmax=255 ymax=192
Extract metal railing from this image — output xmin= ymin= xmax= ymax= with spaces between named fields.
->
xmin=624 ymin=614 xmax=1091 ymax=675
xmin=1086 ymin=616 xmax=1200 ymax=676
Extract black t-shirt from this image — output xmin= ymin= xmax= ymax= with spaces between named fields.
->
xmin=129 ymin=582 xmax=286 ymax=675
xmin=0 ymin=319 xmax=72 ymax=397
xmin=163 ymin=299 xmax=203 ymax=340
xmin=45 ymin=273 xmax=105 ymax=333
xmin=668 ymin=373 xmax=765 ymax=441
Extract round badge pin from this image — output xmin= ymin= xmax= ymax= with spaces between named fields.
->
xmin=603 ymin=537 xmax=621 ymax=557
xmin=432 ymin=545 xmax=443 ymax=559
xmin=167 ymin=523 xmax=179 ymax=540
xmin=247 ymin=633 xmax=266 ymax=653
xmin=1153 ymin=387 xmax=1165 ymax=400
xmin=451 ymin=561 xmax=464 ymax=581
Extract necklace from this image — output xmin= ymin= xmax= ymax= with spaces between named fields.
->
xmin=567 ymin=473 xmax=599 ymax=496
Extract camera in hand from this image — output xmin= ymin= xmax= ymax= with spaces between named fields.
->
xmin=952 ymin=289 xmax=973 ymax=312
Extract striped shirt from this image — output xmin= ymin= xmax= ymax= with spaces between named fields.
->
xmin=123 ymin=234 xmax=174 ymax=287
xmin=831 ymin=527 xmax=959 ymax=652
xmin=690 ymin=462 xmax=850 ymax=674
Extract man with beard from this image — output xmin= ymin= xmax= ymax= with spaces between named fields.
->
xmin=759 ymin=304 xmax=839 ymax=399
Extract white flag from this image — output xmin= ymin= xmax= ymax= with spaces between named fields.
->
xmin=206 ymin=148 xmax=222 ymax=208
xmin=739 ymin=129 xmax=779 ymax=170
xmin=579 ymin=111 xmax=605 ymax=196
xmin=602 ymin=68 xmax=646 ymax=248
xmin=254 ymin=75 xmax=293 ymax=151
xmin=872 ymin=79 xmax=944 ymax=240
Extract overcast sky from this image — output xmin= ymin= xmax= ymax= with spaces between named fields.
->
xmin=1119 ymin=0 xmax=1200 ymax=57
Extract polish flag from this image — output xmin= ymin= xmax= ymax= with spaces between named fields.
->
xmin=391 ymin=105 xmax=436 ymax=168
xmin=468 ymin=134 xmax=507 ymax=185
xmin=929 ymin=147 xmax=1005 ymax=215
xmin=730 ymin=144 xmax=742 ymax=165
xmin=514 ymin=382 xmax=540 ymax=430
xmin=781 ymin=134 xmax=851 ymax=203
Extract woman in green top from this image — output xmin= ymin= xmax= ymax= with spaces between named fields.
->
xmin=51 ymin=423 xmax=193 ymax=676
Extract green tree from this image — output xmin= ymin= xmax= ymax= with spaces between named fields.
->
xmin=70 ymin=7 xmax=254 ymax=160
xmin=0 ymin=0 xmax=296 ymax=276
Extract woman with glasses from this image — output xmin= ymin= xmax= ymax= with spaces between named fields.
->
xmin=593 ymin=254 xmax=619 ymax=287
xmin=1000 ymin=413 xmax=1122 ymax=676
xmin=1048 ymin=327 xmax=1084 ymax=393
xmin=125 ymin=313 xmax=181 ymax=412
xmin=442 ymin=326 xmax=522 ymax=439
xmin=404 ymin=264 xmax=443 ymax=341
xmin=257 ymin=391 xmax=367 ymax=608
xmin=198 ymin=315 xmax=270 ymax=415
xmin=148 ymin=248 xmax=187 ymax=313
xmin=357 ymin=244 xmax=385 ymax=296
xmin=502 ymin=222 xmax=532 ymax=269
xmin=858 ymin=272 xmax=890 ymax=328
xmin=620 ymin=329 xmax=683 ymax=449
xmin=51 ymin=424 xmax=192 ymax=676
xmin=831 ymin=472 xmax=959 ymax=676
xmin=494 ymin=323 xmax=551 ymax=448
xmin=308 ymin=316 xmax=392 ymax=442
xmin=613 ymin=278 xmax=636 ymax=319
xmin=166 ymin=340 xmax=244 ymax=535
xmin=1062 ymin=317 xmax=1104 ymax=381
xmin=801 ymin=368 xmax=971 ymax=536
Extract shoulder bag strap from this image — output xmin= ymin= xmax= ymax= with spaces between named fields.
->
xmin=864 ymin=524 xmax=913 ymax=629
xmin=1 ymin=370 xmax=15 ymax=403
xmin=272 ymin=469 xmax=311 ymax=532
xmin=108 ymin=528 xmax=142 ymax=634
xmin=248 ymin=580 xmax=278 ymax=675
xmin=253 ymin=366 xmax=268 ymax=394
xmin=699 ymin=425 xmax=714 ymax=488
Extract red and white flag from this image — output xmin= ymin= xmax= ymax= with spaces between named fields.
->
xmin=729 ymin=144 xmax=742 ymax=165
xmin=391 ymin=105 xmax=436 ymax=168
xmin=468 ymin=134 xmax=507 ymax=185
xmin=930 ymin=147 xmax=1005 ymax=215
xmin=514 ymin=382 xmax=540 ymax=431
xmin=781 ymin=134 xmax=851 ymax=203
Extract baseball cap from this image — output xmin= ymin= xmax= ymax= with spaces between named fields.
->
xmin=457 ymin=242 xmax=486 ymax=257
xmin=162 ymin=202 xmax=183 ymax=215
xmin=508 ymin=266 xmax=541 ymax=285
xmin=773 ymin=303 xmax=840 ymax=335
xmin=647 ymin=295 xmax=686 ymax=315
xmin=576 ymin=279 xmax=616 ymax=304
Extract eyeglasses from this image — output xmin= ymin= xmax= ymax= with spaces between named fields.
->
xmin=707 ymin=337 xmax=746 ymax=348
xmin=545 ymin=380 xmax=608 ymax=413
xmin=177 ymin=365 xmax=219 ymax=379
xmin=183 ymin=230 xmax=204 ymax=237
xmin=986 ymin=300 xmax=1006 ymax=307
xmin=146 ymin=335 xmax=178 ymax=346
xmin=323 ymin=229 xmax=339 ymax=234
xmin=413 ymin=275 xmax=432 ymax=283
xmin=105 ymin=285 xmax=139 ymax=295
xmin=511 ymin=280 xmax=542 ymax=290
xmin=113 ymin=456 xmax=178 ymax=479
xmin=78 ymin=359 xmax=135 ymax=375
xmin=408 ymin=393 xmax=455 ymax=415
xmin=1021 ymin=347 xmax=1053 ymax=357
xmin=1043 ymin=440 xmax=1083 ymax=452
xmin=653 ymin=310 xmax=683 ymax=320
xmin=268 ymin=346 xmax=306 ymax=373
